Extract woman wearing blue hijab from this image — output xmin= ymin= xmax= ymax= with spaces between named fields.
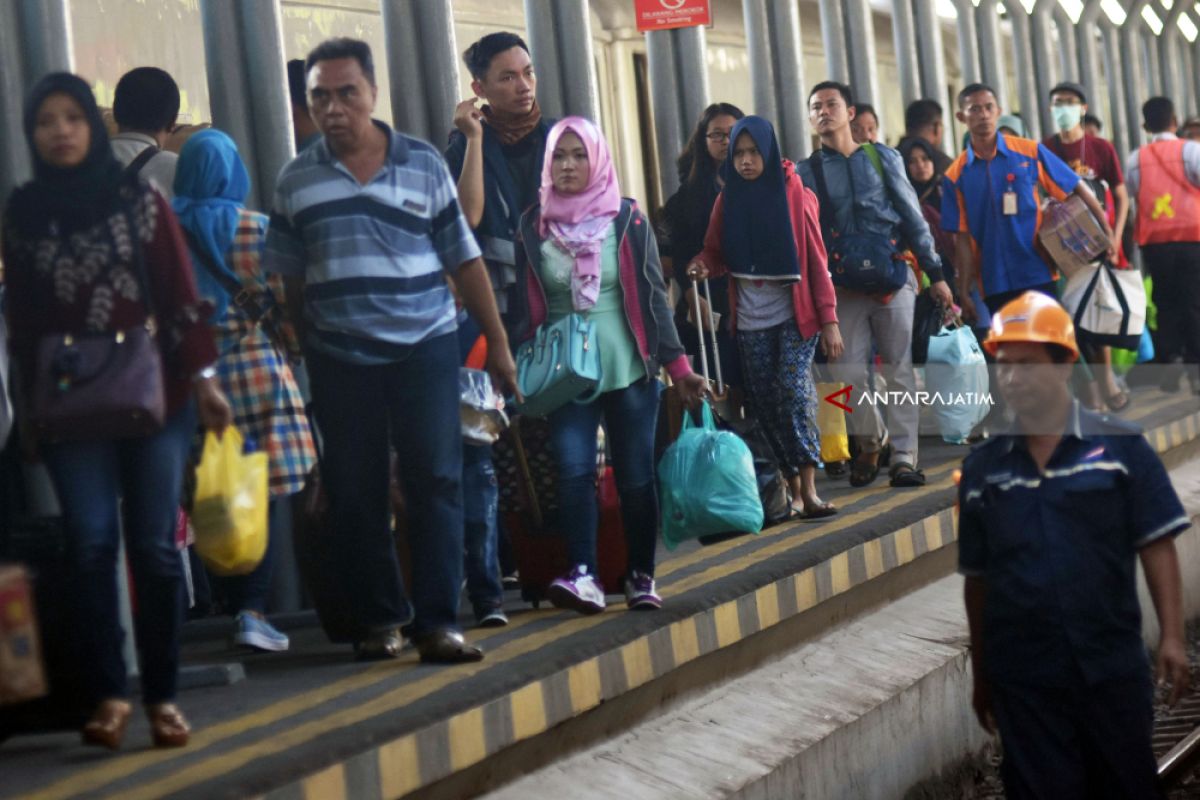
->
xmin=688 ymin=116 xmax=842 ymax=519
xmin=174 ymin=130 xmax=315 ymax=651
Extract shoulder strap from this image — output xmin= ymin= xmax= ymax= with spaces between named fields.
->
xmin=861 ymin=141 xmax=885 ymax=179
xmin=124 ymin=145 xmax=159 ymax=180
xmin=181 ymin=227 xmax=271 ymax=326
xmin=807 ymin=152 xmax=837 ymax=238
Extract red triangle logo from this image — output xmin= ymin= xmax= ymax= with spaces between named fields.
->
xmin=823 ymin=385 xmax=853 ymax=413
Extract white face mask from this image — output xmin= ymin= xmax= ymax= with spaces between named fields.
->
xmin=1053 ymin=105 xmax=1082 ymax=132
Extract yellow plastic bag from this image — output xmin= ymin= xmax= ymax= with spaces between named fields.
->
xmin=816 ymin=382 xmax=851 ymax=463
xmin=192 ymin=427 xmax=268 ymax=576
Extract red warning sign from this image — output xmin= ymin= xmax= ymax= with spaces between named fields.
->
xmin=634 ymin=0 xmax=712 ymax=32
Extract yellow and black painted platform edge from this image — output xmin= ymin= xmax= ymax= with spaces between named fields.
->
xmin=264 ymin=408 xmax=1200 ymax=800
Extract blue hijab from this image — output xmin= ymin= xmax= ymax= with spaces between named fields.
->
xmin=172 ymin=129 xmax=249 ymax=320
xmin=719 ymin=116 xmax=800 ymax=280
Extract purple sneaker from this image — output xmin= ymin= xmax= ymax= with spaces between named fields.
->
xmin=624 ymin=571 xmax=662 ymax=610
xmin=547 ymin=565 xmax=606 ymax=615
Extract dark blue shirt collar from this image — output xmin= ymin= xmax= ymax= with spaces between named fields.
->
xmin=965 ymin=132 xmax=1011 ymax=166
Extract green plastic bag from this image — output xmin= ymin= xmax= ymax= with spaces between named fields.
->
xmin=658 ymin=401 xmax=763 ymax=549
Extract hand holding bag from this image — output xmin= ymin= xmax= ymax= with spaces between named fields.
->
xmin=514 ymin=313 xmax=604 ymax=418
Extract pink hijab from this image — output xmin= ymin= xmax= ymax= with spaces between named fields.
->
xmin=538 ymin=117 xmax=622 ymax=312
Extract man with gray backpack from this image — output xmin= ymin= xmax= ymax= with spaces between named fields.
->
xmin=797 ymin=81 xmax=953 ymax=488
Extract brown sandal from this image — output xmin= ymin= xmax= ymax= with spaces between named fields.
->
xmin=147 ymin=703 xmax=191 ymax=748
xmin=82 ymin=699 xmax=133 ymax=750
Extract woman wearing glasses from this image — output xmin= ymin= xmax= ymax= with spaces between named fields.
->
xmin=657 ymin=103 xmax=745 ymax=389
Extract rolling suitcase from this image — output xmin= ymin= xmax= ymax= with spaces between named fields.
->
xmin=501 ymin=416 xmax=627 ymax=607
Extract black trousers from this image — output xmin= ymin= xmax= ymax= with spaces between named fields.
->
xmin=1143 ymin=241 xmax=1200 ymax=364
xmin=991 ymin=673 xmax=1163 ymax=800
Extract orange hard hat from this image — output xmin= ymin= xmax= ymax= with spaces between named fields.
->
xmin=982 ymin=291 xmax=1079 ymax=361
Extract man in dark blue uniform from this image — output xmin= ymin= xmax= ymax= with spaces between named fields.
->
xmin=959 ymin=291 xmax=1191 ymax=799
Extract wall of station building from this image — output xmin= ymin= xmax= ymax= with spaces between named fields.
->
xmin=68 ymin=0 xmax=1041 ymax=210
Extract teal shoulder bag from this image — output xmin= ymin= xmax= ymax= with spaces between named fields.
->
xmin=514 ymin=313 xmax=604 ymax=418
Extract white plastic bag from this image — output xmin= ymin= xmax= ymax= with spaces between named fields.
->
xmin=925 ymin=324 xmax=990 ymax=444
xmin=459 ymin=368 xmax=508 ymax=445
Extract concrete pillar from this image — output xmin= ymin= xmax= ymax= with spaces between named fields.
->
xmin=912 ymin=0 xmax=947 ymax=109
xmin=742 ymin=0 xmax=809 ymax=159
xmin=646 ymin=26 xmax=710 ymax=197
xmin=1141 ymin=29 xmax=1161 ymax=95
xmin=976 ymin=0 xmax=1011 ymax=109
xmin=817 ymin=0 xmax=851 ymax=84
xmin=1102 ymin=20 xmax=1133 ymax=160
xmin=843 ymin=0 xmax=880 ymax=105
xmin=1054 ymin=6 xmax=1079 ymax=87
xmin=1119 ymin=1 xmax=1151 ymax=151
xmin=1183 ymin=43 xmax=1198 ymax=117
xmin=0 ymin=0 xmax=74 ymax=203
xmin=1076 ymin=2 xmax=1105 ymax=122
xmin=890 ymin=0 xmax=922 ymax=107
xmin=1009 ymin=6 xmax=1041 ymax=139
xmin=522 ymin=0 xmax=600 ymax=121
xmin=381 ymin=0 xmax=460 ymax=145
xmin=200 ymin=0 xmax=293 ymax=211
xmin=953 ymin=0 xmax=981 ymax=85
xmin=1029 ymin=1 xmax=1060 ymax=139
xmin=1193 ymin=39 xmax=1200 ymax=114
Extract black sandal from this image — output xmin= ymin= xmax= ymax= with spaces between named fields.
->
xmin=849 ymin=444 xmax=891 ymax=488
xmin=825 ymin=460 xmax=848 ymax=478
xmin=888 ymin=462 xmax=926 ymax=487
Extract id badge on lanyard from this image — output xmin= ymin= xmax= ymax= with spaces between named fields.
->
xmin=1002 ymin=173 xmax=1018 ymax=216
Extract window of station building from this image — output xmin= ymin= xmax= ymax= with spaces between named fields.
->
xmin=70 ymin=0 xmax=211 ymax=126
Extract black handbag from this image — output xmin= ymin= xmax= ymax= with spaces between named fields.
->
xmin=28 ymin=211 xmax=165 ymax=443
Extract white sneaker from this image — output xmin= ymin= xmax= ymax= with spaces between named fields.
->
xmin=546 ymin=565 xmax=606 ymax=615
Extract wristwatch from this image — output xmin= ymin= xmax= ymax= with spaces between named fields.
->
xmin=193 ymin=364 xmax=218 ymax=382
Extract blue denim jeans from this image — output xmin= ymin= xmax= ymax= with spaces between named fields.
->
xmin=548 ymin=378 xmax=661 ymax=577
xmin=43 ymin=401 xmax=197 ymax=705
xmin=306 ymin=334 xmax=464 ymax=637
xmin=219 ymin=497 xmax=285 ymax=614
xmin=463 ymin=444 xmax=503 ymax=616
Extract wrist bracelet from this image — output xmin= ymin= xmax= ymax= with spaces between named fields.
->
xmin=193 ymin=365 xmax=218 ymax=382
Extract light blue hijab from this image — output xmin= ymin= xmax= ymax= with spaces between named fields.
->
xmin=172 ymin=129 xmax=250 ymax=321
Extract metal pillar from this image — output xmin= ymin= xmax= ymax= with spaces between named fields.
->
xmin=1009 ymin=6 xmax=1040 ymax=139
xmin=890 ymin=0 xmax=922 ymax=108
xmin=1102 ymin=20 xmax=1132 ymax=160
xmin=912 ymin=0 xmax=947 ymax=110
xmin=381 ymin=0 xmax=459 ymax=145
xmin=1193 ymin=38 xmax=1200 ymax=114
xmin=0 ymin=0 xmax=73 ymax=203
xmin=976 ymin=0 xmax=1011 ymax=109
xmin=1029 ymin=1 xmax=1061 ymax=138
xmin=646 ymin=26 xmax=710 ymax=197
xmin=743 ymin=0 xmax=809 ymax=159
xmin=817 ymin=0 xmax=851 ymax=84
xmin=1119 ymin=1 xmax=1151 ymax=151
xmin=200 ymin=0 xmax=293 ymax=211
xmin=1053 ymin=6 xmax=1079 ymax=86
xmin=522 ymin=0 xmax=599 ymax=121
xmin=844 ymin=0 xmax=881 ymax=105
xmin=1183 ymin=42 xmax=1198 ymax=117
xmin=953 ymin=0 xmax=981 ymax=85
xmin=1076 ymin=1 xmax=1105 ymax=122
xmin=1141 ymin=29 xmax=1161 ymax=95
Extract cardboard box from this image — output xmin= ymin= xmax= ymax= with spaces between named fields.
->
xmin=0 ymin=564 xmax=48 ymax=706
xmin=1038 ymin=195 xmax=1109 ymax=279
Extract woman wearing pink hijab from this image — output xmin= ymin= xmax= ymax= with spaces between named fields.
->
xmin=510 ymin=117 xmax=707 ymax=615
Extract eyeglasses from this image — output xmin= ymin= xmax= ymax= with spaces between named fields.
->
xmin=706 ymin=132 xmax=730 ymax=142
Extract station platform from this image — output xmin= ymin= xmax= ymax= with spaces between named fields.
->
xmin=3 ymin=388 xmax=1200 ymax=800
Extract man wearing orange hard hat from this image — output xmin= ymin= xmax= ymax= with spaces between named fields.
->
xmin=959 ymin=291 xmax=1188 ymax=799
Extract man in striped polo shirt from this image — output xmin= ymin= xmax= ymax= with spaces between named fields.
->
xmin=266 ymin=38 xmax=517 ymax=663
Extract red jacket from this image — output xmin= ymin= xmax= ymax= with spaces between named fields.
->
xmin=695 ymin=160 xmax=838 ymax=339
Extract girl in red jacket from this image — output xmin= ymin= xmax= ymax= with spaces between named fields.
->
xmin=688 ymin=116 xmax=843 ymax=519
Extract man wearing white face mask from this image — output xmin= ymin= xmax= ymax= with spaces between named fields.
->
xmin=1044 ymin=81 xmax=1132 ymax=412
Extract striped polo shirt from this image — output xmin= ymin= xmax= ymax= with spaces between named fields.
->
xmin=264 ymin=121 xmax=481 ymax=364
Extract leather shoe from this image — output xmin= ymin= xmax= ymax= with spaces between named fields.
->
xmin=354 ymin=628 xmax=404 ymax=661
xmin=414 ymin=629 xmax=484 ymax=664
xmin=147 ymin=703 xmax=190 ymax=748
xmin=82 ymin=698 xmax=132 ymax=750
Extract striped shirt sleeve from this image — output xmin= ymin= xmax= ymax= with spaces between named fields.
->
xmin=429 ymin=155 xmax=482 ymax=273
xmin=264 ymin=179 xmax=306 ymax=279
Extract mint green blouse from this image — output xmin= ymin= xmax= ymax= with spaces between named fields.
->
xmin=539 ymin=226 xmax=644 ymax=394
